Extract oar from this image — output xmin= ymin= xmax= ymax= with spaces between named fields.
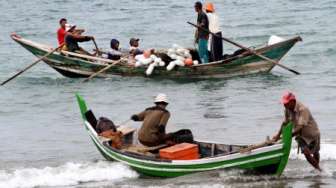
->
xmin=187 ymin=22 xmax=300 ymax=75
xmin=1 ymin=44 xmax=64 ymax=86
xmin=82 ymin=60 xmax=121 ymax=82
xmin=92 ymin=39 xmax=100 ymax=56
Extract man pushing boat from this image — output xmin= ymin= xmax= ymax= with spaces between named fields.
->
xmin=272 ymin=91 xmax=322 ymax=171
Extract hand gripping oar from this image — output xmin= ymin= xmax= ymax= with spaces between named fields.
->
xmin=1 ymin=43 xmax=64 ymax=86
xmin=82 ymin=60 xmax=121 ymax=82
xmin=187 ymin=22 xmax=300 ymax=75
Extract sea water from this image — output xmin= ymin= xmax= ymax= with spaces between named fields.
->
xmin=0 ymin=0 xmax=336 ymax=187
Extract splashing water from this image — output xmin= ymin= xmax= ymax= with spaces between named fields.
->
xmin=0 ymin=161 xmax=138 ymax=188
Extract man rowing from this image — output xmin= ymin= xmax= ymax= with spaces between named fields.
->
xmin=63 ymin=25 xmax=96 ymax=56
xmin=272 ymin=92 xmax=322 ymax=171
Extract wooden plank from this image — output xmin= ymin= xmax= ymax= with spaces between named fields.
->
xmin=61 ymin=50 xmax=126 ymax=65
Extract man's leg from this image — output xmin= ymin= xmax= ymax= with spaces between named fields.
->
xmin=198 ymin=39 xmax=209 ymax=64
xmin=302 ymin=147 xmax=322 ymax=171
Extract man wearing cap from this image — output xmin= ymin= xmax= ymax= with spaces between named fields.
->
xmin=131 ymin=94 xmax=171 ymax=147
xmin=194 ymin=1 xmax=209 ymax=64
xmin=129 ymin=38 xmax=143 ymax=56
xmin=57 ymin=18 xmax=67 ymax=45
xmin=272 ymin=92 xmax=321 ymax=171
xmin=205 ymin=2 xmax=223 ymax=61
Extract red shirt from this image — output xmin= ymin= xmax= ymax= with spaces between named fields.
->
xmin=57 ymin=27 xmax=66 ymax=45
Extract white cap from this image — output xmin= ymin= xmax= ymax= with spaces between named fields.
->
xmin=154 ymin=93 xmax=168 ymax=104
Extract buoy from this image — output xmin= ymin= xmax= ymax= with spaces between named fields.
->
xmin=167 ymin=61 xmax=177 ymax=71
xmin=146 ymin=63 xmax=156 ymax=76
xmin=184 ymin=51 xmax=192 ymax=58
xmin=184 ymin=58 xmax=193 ymax=66
xmin=168 ymin=48 xmax=175 ymax=55
xmin=135 ymin=54 xmax=145 ymax=61
xmin=193 ymin=60 xmax=199 ymax=65
xmin=159 ymin=60 xmax=165 ymax=66
xmin=141 ymin=58 xmax=153 ymax=65
xmin=175 ymin=59 xmax=185 ymax=66
xmin=169 ymin=53 xmax=178 ymax=59
xmin=150 ymin=54 xmax=157 ymax=60
xmin=176 ymin=56 xmax=185 ymax=61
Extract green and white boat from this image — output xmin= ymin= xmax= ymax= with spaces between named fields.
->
xmin=12 ymin=33 xmax=301 ymax=79
xmin=76 ymin=94 xmax=293 ymax=178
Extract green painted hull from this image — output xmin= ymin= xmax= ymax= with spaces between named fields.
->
xmin=12 ymin=35 xmax=301 ymax=79
xmin=76 ymin=94 xmax=293 ymax=177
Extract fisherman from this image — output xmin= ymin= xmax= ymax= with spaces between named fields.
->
xmin=107 ymin=38 xmax=122 ymax=60
xmin=63 ymin=25 xmax=96 ymax=56
xmin=129 ymin=38 xmax=143 ymax=56
xmin=130 ymin=93 xmax=171 ymax=147
xmin=57 ymin=18 xmax=67 ymax=45
xmin=205 ymin=3 xmax=223 ymax=61
xmin=194 ymin=1 xmax=209 ymax=64
xmin=272 ymin=92 xmax=322 ymax=171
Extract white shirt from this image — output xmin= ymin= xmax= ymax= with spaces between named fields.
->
xmin=206 ymin=13 xmax=220 ymax=33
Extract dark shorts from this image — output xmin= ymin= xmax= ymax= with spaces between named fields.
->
xmin=295 ymin=136 xmax=320 ymax=154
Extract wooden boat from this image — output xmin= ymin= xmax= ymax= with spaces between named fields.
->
xmin=12 ymin=34 xmax=301 ymax=79
xmin=76 ymin=94 xmax=293 ymax=177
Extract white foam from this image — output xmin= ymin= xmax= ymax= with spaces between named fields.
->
xmin=290 ymin=143 xmax=336 ymax=161
xmin=0 ymin=161 xmax=138 ymax=188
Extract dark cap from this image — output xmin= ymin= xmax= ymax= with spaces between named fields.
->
xmin=129 ymin=38 xmax=139 ymax=46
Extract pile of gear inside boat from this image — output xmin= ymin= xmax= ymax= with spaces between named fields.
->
xmin=84 ymin=94 xmax=250 ymax=160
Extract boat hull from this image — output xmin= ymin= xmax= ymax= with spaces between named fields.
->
xmin=76 ymin=94 xmax=293 ymax=178
xmin=12 ymin=35 xmax=301 ymax=79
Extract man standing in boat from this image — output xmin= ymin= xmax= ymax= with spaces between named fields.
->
xmin=205 ymin=3 xmax=223 ymax=61
xmin=272 ymin=92 xmax=322 ymax=171
xmin=194 ymin=1 xmax=209 ymax=64
xmin=130 ymin=93 xmax=171 ymax=147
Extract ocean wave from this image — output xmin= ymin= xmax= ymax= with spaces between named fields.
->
xmin=290 ymin=143 xmax=336 ymax=161
xmin=0 ymin=161 xmax=138 ymax=188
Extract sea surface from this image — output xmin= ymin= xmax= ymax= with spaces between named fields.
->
xmin=0 ymin=0 xmax=336 ymax=187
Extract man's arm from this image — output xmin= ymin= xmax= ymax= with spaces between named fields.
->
xmin=272 ymin=122 xmax=286 ymax=142
xmin=131 ymin=111 xmax=146 ymax=122
xmin=158 ymin=112 xmax=170 ymax=134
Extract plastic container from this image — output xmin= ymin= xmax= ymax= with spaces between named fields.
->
xmin=159 ymin=143 xmax=199 ymax=160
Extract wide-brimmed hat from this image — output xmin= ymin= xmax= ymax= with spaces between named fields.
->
xmin=154 ymin=93 xmax=168 ymax=104
xmin=281 ymin=91 xmax=296 ymax=104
